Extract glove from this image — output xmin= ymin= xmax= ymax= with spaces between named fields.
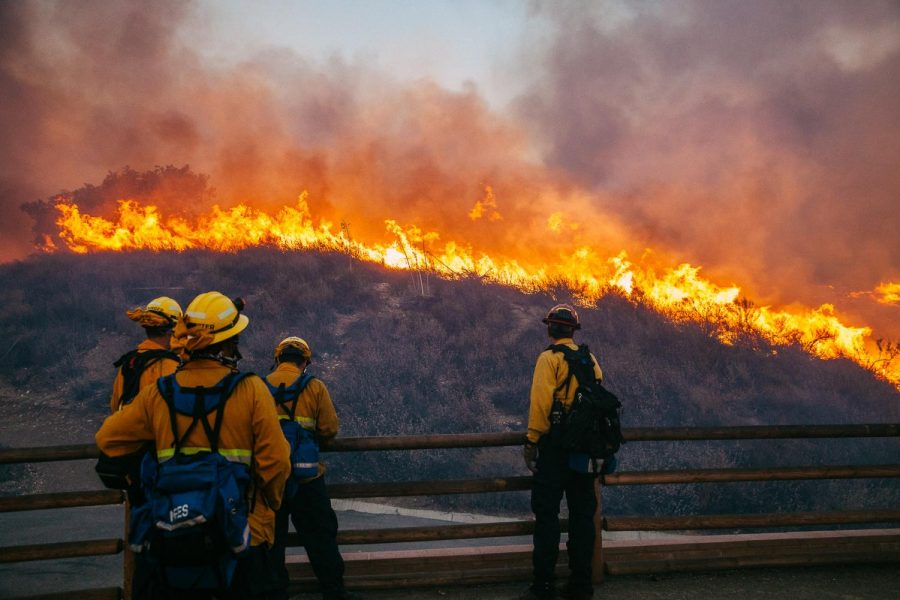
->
xmin=601 ymin=455 xmax=618 ymax=474
xmin=523 ymin=442 xmax=538 ymax=473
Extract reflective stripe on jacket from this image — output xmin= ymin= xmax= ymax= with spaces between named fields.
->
xmin=96 ymin=359 xmax=291 ymax=546
xmin=527 ymin=338 xmax=603 ymax=445
xmin=110 ymin=339 xmax=179 ymax=413
xmin=265 ymin=362 xmax=339 ymax=481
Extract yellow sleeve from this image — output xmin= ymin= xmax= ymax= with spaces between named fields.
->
xmin=96 ymin=388 xmax=155 ymax=457
xmin=314 ymin=381 xmax=339 ymax=442
xmin=247 ymin=377 xmax=291 ymax=510
xmin=527 ymin=352 xmax=557 ymax=444
xmin=110 ymin=370 xmax=124 ymax=414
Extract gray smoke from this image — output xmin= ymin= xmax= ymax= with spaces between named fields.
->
xmin=515 ymin=0 xmax=900 ymax=332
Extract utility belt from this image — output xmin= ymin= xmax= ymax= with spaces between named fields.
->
xmin=546 ymin=399 xmax=599 ymax=474
xmin=548 ymin=398 xmax=567 ymax=443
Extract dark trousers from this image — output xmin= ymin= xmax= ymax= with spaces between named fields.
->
xmin=224 ymin=544 xmax=285 ymax=600
xmin=136 ymin=544 xmax=281 ymax=600
xmin=531 ymin=440 xmax=597 ymax=591
xmin=272 ymin=475 xmax=346 ymax=596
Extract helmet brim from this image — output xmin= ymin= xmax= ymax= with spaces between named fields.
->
xmin=542 ymin=317 xmax=581 ymax=329
xmin=210 ymin=314 xmax=249 ymax=345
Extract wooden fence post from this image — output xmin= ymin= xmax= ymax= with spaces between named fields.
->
xmin=123 ymin=498 xmax=133 ymax=600
xmin=592 ymin=474 xmax=604 ymax=584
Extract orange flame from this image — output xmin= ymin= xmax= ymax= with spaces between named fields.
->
xmin=50 ymin=195 xmax=899 ymax=388
xmin=875 ymin=282 xmax=900 ymax=306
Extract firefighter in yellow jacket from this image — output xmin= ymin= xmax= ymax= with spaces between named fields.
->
xmin=110 ymin=296 xmax=182 ymax=413
xmin=96 ymin=292 xmax=291 ymax=599
xmin=104 ymin=296 xmax=181 ymax=600
xmin=521 ymin=304 xmax=604 ymax=600
xmin=265 ymin=337 xmax=359 ymax=600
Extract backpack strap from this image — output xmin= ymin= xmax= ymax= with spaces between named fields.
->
xmin=157 ymin=372 xmax=252 ymax=456
xmin=547 ymin=343 xmax=579 ymax=400
xmin=265 ymin=373 xmax=314 ymax=421
xmin=114 ymin=349 xmax=180 ymax=409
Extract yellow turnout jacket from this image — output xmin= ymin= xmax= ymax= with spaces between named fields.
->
xmin=96 ymin=359 xmax=291 ymax=546
xmin=527 ymin=338 xmax=603 ymax=445
xmin=265 ymin=362 xmax=339 ymax=482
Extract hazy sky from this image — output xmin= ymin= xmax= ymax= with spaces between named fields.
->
xmin=192 ymin=0 xmax=532 ymax=107
xmin=1 ymin=0 xmax=898 ymax=336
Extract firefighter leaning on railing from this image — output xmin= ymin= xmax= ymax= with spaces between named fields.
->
xmin=96 ymin=291 xmax=290 ymax=599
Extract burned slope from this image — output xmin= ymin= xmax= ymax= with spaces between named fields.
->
xmin=0 ymin=249 xmax=897 ymax=515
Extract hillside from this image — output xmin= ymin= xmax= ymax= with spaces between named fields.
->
xmin=0 ymin=249 xmax=897 ymax=516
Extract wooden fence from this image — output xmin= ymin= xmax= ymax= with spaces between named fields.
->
xmin=1 ymin=424 xmax=898 ymax=598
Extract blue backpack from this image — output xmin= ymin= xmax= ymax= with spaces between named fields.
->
xmin=145 ymin=371 xmax=254 ymax=590
xmin=265 ymin=373 xmax=320 ymax=491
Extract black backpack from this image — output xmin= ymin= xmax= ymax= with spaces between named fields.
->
xmin=98 ymin=349 xmax=180 ymax=490
xmin=113 ymin=348 xmax=179 ymax=409
xmin=548 ymin=344 xmax=623 ymax=459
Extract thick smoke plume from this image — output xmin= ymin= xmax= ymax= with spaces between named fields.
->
xmin=516 ymin=0 xmax=900 ymax=333
xmin=1 ymin=1 xmax=898 ymax=337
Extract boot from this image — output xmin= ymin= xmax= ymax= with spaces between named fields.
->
xmin=322 ymin=586 xmax=362 ymax=600
xmin=517 ymin=581 xmax=556 ymax=600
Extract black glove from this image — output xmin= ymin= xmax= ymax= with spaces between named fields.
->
xmin=523 ymin=442 xmax=538 ymax=473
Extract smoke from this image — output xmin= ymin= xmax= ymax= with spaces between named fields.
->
xmin=516 ymin=0 xmax=900 ymax=333
xmin=2 ymin=1 xmax=897 ymax=336
xmin=3 ymin=1 xmax=635 ymax=266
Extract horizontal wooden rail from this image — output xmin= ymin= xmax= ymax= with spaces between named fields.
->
xmin=329 ymin=432 xmax=524 ymax=451
xmin=288 ymin=519 xmax=566 ymax=547
xmin=0 ymin=490 xmax=124 ymax=513
xmin=623 ymin=424 xmax=900 ymax=441
xmin=7 ymin=588 xmax=123 ymax=600
xmin=2 ymin=424 xmax=896 ymax=464
xmin=605 ymin=509 xmax=900 ymax=531
xmin=328 ymin=476 xmax=533 ymax=498
xmin=0 ymin=444 xmax=100 ymax=464
xmin=603 ymin=464 xmax=900 ymax=485
xmin=0 ymin=538 xmax=123 ymax=563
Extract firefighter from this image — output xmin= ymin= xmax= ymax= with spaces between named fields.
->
xmin=110 ymin=296 xmax=182 ymax=412
xmin=103 ymin=296 xmax=181 ymax=600
xmin=96 ymin=292 xmax=291 ymax=599
xmin=265 ymin=337 xmax=360 ymax=600
xmin=521 ymin=304 xmax=604 ymax=600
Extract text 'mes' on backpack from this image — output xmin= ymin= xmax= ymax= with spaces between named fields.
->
xmin=143 ymin=371 xmax=254 ymax=590
xmin=548 ymin=344 xmax=623 ymax=460
xmin=265 ymin=373 xmax=319 ymax=495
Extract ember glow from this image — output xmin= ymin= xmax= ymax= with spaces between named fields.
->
xmin=51 ymin=196 xmax=899 ymax=388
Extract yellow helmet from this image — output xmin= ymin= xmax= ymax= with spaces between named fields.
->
xmin=182 ymin=291 xmax=249 ymax=347
xmin=126 ymin=296 xmax=182 ymax=328
xmin=146 ymin=296 xmax=183 ymax=323
xmin=274 ymin=336 xmax=312 ymax=361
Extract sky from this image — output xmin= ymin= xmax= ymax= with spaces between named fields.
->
xmin=1 ymin=0 xmax=898 ymax=338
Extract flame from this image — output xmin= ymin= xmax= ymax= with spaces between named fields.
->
xmin=468 ymin=186 xmax=502 ymax=222
xmin=49 ymin=194 xmax=899 ymax=388
xmin=875 ymin=282 xmax=900 ymax=306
